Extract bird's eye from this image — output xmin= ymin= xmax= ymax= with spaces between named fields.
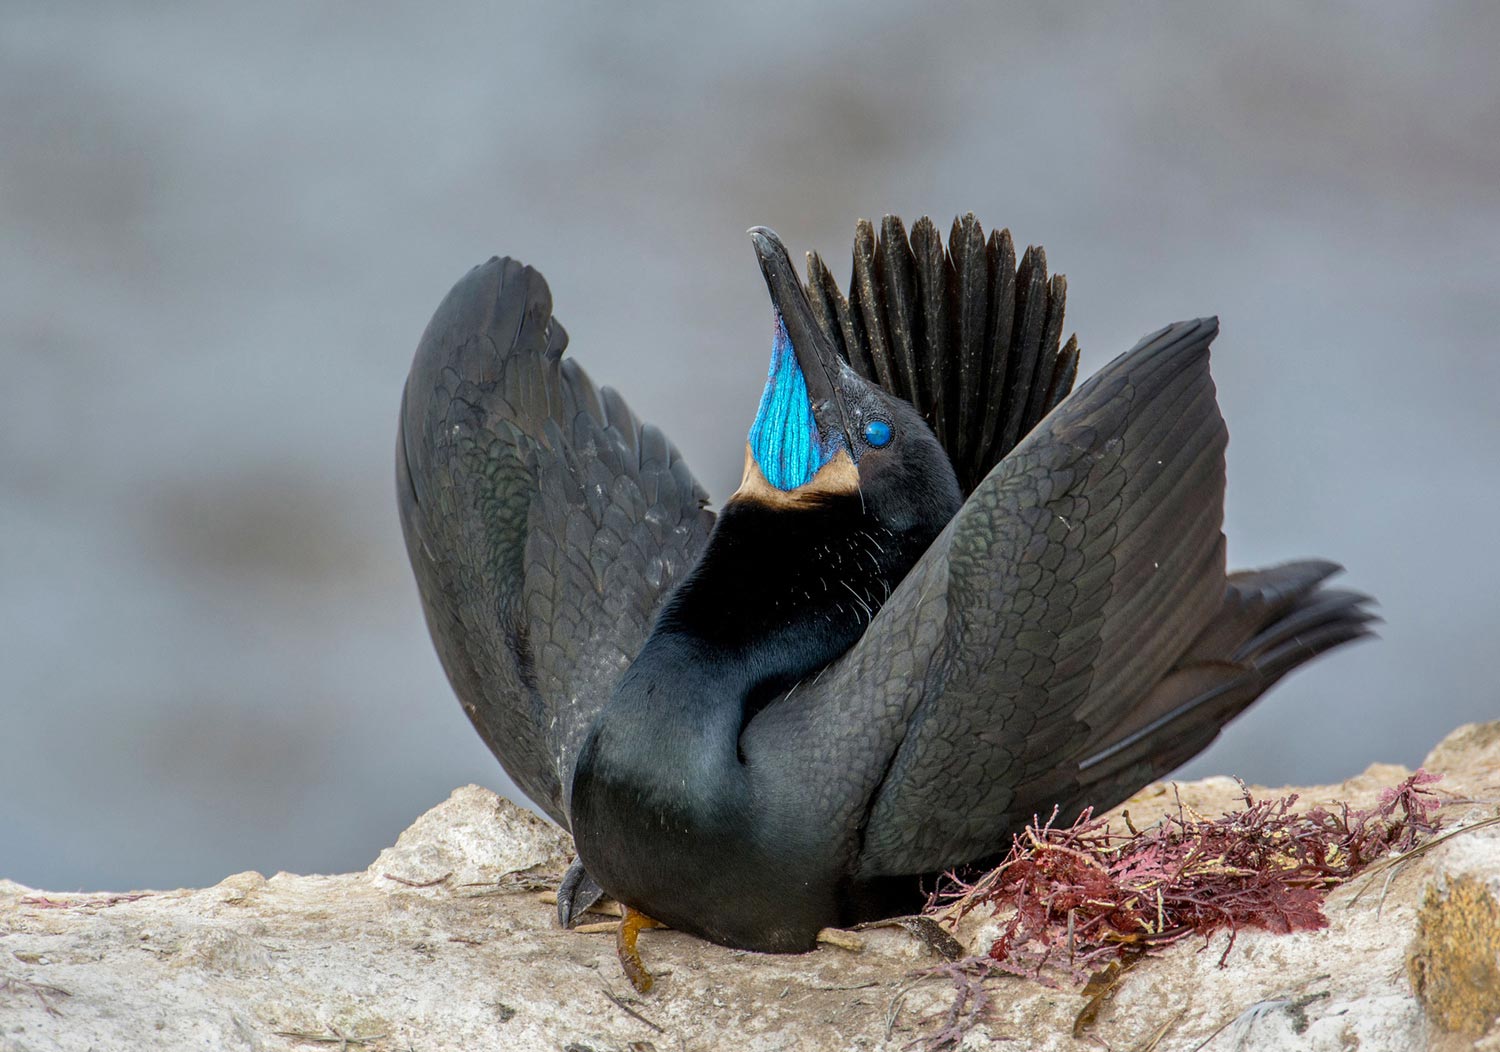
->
xmin=864 ymin=420 xmax=892 ymax=448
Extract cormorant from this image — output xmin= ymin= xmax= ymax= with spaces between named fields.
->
xmin=396 ymin=215 xmax=1373 ymax=990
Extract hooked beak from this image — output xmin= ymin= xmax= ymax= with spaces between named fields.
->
xmin=748 ymin=227 xmax=856 ymax=452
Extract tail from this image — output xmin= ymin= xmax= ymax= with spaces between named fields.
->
xmin=804 ymin=214 xmax=1080 ymax=496
xmin=1077 ymin=560 xmax=1377 ymax=797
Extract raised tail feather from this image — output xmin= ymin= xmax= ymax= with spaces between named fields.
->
xmin=805 ymin=214 xmax=1079 ymax=496
xmin=1077 ymin=561 xmax=1377 ymax=799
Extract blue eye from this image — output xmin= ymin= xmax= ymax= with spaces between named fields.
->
xmin=864 ymin=419 xmax=892 ymax=448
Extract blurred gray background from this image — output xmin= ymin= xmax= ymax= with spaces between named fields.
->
xmin=3 ymin=3 xmax=1497 ymax=892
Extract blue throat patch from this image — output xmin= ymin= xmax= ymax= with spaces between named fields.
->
xmin=747 ymin=314 xmax=837 ymax=491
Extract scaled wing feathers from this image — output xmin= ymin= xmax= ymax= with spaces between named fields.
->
xmin=744 ymin=319 xmax=1230 ymax=877
xmin=397 ymin=258 xmax=713 ymax=825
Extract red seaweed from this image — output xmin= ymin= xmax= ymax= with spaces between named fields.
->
xmin=927 ymin=769 xmax=1442 ymax=984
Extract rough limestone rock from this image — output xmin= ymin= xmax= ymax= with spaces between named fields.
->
xmin=3 ymin=723 xmax=1499 ymax=1052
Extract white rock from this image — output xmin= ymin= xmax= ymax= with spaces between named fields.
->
xmin=363 ymin=784 xmax=571 ymax=893
xmin=2 ymin=727 xmax=1498 ymax=1051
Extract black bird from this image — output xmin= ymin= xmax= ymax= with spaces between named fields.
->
xmin=397 ymin=215 xmax=1373 ymax=987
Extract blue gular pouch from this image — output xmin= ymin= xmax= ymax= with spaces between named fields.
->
xmin=747 ymin=314 xmax=838 ymax=491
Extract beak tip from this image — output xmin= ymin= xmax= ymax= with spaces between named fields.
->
xmin=747 ymin=226 xmax=785 ymax=259
xmin=743 ymin=226 xmax=855 ymax=450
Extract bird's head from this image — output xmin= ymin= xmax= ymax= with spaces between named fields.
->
xmin=733 ymin=227 xmax=961 ymax=540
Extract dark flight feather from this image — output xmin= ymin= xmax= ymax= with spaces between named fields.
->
xmin=396 ymin=258 xmax=714 ymax=825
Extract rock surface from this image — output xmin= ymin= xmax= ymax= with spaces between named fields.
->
xmin=3 ymin=724 xmax=1499 ymax=1052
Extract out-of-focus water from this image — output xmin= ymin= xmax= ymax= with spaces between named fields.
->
xmin=3 ymin=3 xmax=1496 ymax=891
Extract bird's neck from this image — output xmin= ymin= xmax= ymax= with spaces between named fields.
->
xmin=573 ymin=493 xmax=915 ymax=810
xmin=664 ymin=493 xmax=907 ymax=657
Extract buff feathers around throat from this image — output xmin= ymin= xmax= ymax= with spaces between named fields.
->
xmin=748 ymin=314 xmax=838 ymax=490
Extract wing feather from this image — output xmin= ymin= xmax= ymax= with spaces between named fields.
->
xmin=743 ymin=318 xmax=1228 ymax=876
xmin=397 ymin=258 xmax=713 ymax=825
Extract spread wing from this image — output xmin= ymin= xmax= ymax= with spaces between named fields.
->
xmin=805 ymin=214 xmax=1080 ymax=496
xmin=397 ymin=258 xmax=714 ymax=826
xmin=743 ymin=319 xmax=1236 ymax=876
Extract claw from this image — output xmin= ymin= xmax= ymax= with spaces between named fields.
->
xmin=557 ymin=858 xmax=606 ymax=928
xmin=615 ymin=906 xmax=665 ymax=994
